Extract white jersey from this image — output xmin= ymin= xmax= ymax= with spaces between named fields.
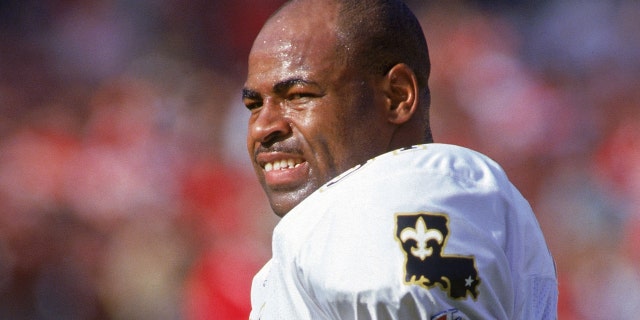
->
xmin=250 ymin=144 xmax=557 ymax=320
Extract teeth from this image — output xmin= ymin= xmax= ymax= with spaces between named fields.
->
xmin=264 ymin=159 xmax=302 ymax=172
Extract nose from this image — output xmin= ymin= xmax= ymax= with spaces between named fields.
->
xmin=249 ymin=98 xmax=291 ymax=145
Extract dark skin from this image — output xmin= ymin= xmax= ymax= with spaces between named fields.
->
xmin=243 ymin=0 xmax=426 ymax=216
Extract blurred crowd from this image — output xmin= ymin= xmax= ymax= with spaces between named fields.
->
xmin=0 ymin=0 xmax=638 ymax=319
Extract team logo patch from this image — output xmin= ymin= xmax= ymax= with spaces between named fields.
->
xmin=395 ymin=212 xmax=480 ymax=299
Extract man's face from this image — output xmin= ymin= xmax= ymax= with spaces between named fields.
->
xmin=243 ymin=7 xmax=391 ymax=216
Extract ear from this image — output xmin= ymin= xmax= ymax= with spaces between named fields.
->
xmin=384 ymin=63 xmax=419 ymax=125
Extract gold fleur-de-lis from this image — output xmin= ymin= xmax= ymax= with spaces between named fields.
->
xmin=400 ymin=217 xmax=444 ymax=260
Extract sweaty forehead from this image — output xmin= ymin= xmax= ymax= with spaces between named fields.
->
xmin=270 ymin=0 xmax=339 ymax=34
xmin=254 ymin=1 xmax=339 ymax=51
xmin=246 ymin=1 xmax=341 ymax=85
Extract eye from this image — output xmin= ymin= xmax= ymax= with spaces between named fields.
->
xmin=242 ymin=88 xmax=263 ymax=111
xmin=286 ymin=92 xmax=318 ymax=104
xmin=243 ymin=99 xmax=263 ymax=111
xmin=289 ymin=93 xmax=309 ymax=100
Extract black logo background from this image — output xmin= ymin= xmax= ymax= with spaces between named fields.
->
xmin=395 ymin=213 xmax=480 ymax=299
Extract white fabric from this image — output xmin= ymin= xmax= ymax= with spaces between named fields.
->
xmin=250 ymin=144 xmax=557 ymax=320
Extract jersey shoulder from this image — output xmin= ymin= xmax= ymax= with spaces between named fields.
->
xmin=323 ymin=143 xmax=510 ymax=192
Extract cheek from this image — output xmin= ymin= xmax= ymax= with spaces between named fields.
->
xmin=333 ymin=103 xmax=388 ymax=163
xmin=291 ymin=109 xmax=343 ymax=169
xmin=310 ymin=112 xmax=364 ymax=171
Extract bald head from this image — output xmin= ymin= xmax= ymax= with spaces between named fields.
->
xmin=252 ymin=0 xmax=341 ymax=77
xmin=334 ymin=0 xmax=430 ymax=87
xmin=263 ymin=0 xmax=432 ymax=140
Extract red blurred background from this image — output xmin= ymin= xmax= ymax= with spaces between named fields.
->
xmin=0 ymin=0 xmax=639 ymax=319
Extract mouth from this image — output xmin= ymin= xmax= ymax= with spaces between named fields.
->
xmin=263 ymin=158 xmax=303 ymax=172
xmin=257 ymin=153 xmax=309 ymax=189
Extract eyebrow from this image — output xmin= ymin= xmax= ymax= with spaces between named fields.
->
xmin=242 ymin=78 xmax=320 ymax=100
xmin=273 ymin=78 xmax=317 ymax=94
xmin=242 ymin=88 xmax=261 ymax=101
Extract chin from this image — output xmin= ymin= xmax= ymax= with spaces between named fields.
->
xmin=266 ymin=183 xmax=318 ymax=217
xmin=268 ymin=192 xmax=307 ymax=217
xmin=270 ymin=202 xmax=293 ymax=217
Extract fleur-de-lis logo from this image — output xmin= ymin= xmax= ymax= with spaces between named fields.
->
xmin=395 ymin=212 xmax=481 ymax=300
xmin=399 ymin=217 xmax=444 ymax=260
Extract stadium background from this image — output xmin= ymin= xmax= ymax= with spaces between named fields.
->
xmin=0 ymin=0 xmax=639 ymax=318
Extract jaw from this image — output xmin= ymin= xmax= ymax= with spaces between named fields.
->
xmin=265 ymin=189 xmax=306 ymax=217
xmin=254 ymin=157 xmax=311 ymax=216
xmin=257 ymin=157 xmax=335 ymax=216
xmin=262 ymin=176 xmax=318 ymax=217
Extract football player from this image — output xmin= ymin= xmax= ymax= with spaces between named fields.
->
xmin=242 ymin=0 xmax=558 ymax=318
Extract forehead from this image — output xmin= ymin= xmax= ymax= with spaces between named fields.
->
xmin=245 ymin=3 xmax=341 ymax=88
